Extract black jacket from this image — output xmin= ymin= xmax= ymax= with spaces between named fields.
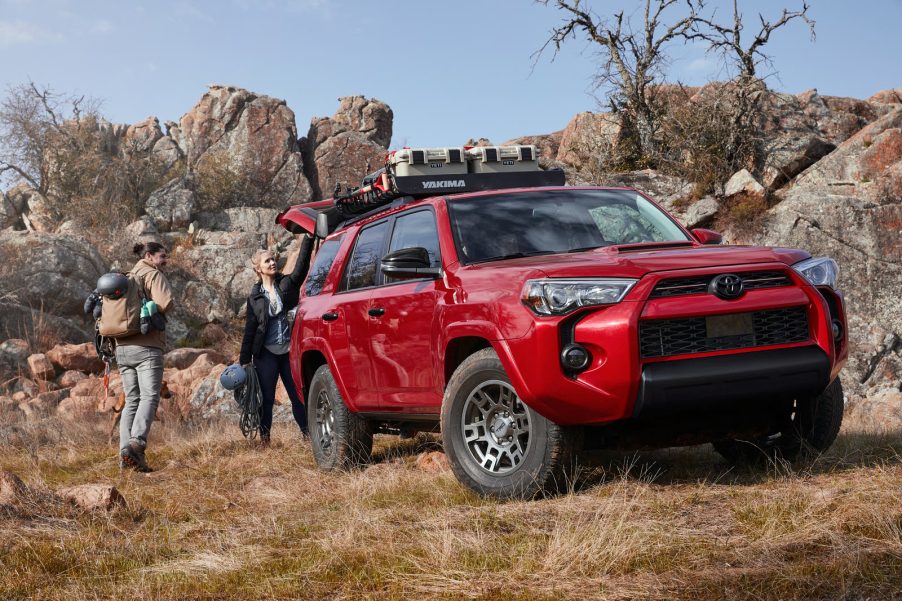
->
xmin=239 ymin=236 xmax=314 ymax=365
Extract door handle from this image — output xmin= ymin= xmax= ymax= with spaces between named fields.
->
xmin=322 ymin=312 xmax=339 ymax=321
xmin=368 ymin=307 xmax=385 ymax=317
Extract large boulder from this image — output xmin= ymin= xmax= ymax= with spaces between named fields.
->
xmin=308 ymin=95 xmax=393 ymax=148
xmin=868 ymin=88 xmax=902 ymax=106
xmin=556 ymin=111 xmax=622 ymax=174
xmin=304 ymin=96 xmax=393 ymax=200
xmin=20 ymin=188 xmax=55 ymax=233
xmin=145 ymin=177 xmax=195 ymax=231
xmin=0 ymin=302 xmax=87 ymax=346
xmin=123 ymin=116 xmax=164 ymax=155
xmin=171 ymin=85 xmax=312 ymax=207
xmin=723 ymin=169 xmax=765 ymax=198
xmin=760 ymin=92 xmax=836 ymax=190
xmin=0 ymin=230 xmax=106 ymax=316
xmin=185 ymin=363 xmax=235 ymax=418
xmin=27 ymin=353 xmax=55 ymax=380
xmin=164 ymin=347 xmax=231 ymax=370
xmin=797 ymin=89 xmax=880 ymax=147
xmin=46 ymin=342 xmax=104 ymax=374
xmin=0 ymin=339 xmax=29 ymax=382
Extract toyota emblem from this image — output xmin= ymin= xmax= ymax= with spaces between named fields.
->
xmin=710 ymin=273 xmax=744 ymax=300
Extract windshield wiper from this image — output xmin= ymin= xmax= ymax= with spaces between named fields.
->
xmin=472 ymin=250 xmax=554 ymax=263
xmin=566 ymin=245 xmax=606 ymax=253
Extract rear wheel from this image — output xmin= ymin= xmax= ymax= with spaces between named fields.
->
xmin=713 ymin=378 xmax=844 ymax=464
xmin=308 ymin=364 xmax=373 ymax=470
xmin=441 ymin=348 xmax=580 ymax=499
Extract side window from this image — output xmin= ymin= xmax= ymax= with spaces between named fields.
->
xmin=388 ymin=209 xmax=441 ymax=268
xmin=304 ymin=235 xmax=343 ymax=297
xmin=342 ymin=221 xmax=389 ymax=291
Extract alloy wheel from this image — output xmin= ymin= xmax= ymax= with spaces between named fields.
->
xmin=460 ymin=379 xmax=532 ymax=474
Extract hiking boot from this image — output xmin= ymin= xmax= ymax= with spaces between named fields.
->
xmin=120 ymin=442 xmax=152 ymax=473
xmin=259 ymin=435 xmax=271 ymax=449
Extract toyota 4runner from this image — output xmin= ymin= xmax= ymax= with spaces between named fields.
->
xmin=277 ymin=146 xmax=847 ymax=499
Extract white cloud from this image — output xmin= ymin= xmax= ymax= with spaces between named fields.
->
xmin=92 ymin=19 xmax=113 ymax=34
xmin=0 ymin=19 xmax=37 ymax=46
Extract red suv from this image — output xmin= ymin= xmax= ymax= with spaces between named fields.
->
xmin=278 ymin=177 xmax=847 ymax=499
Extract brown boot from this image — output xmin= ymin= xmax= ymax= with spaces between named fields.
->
xmin=120 ymin=441 xmax=153 ymax=473
xmin=259 ymin=435 xmax=271 ymax=449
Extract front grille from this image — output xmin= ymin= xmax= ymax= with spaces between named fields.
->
xmin=649 ymin=270 xmax=792 ymax=299
xmin=639 ymin=307 xmax=810 ymax=358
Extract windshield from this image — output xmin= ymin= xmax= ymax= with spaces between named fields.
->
xmin=448 ymin=189 xmax=691 ymax=264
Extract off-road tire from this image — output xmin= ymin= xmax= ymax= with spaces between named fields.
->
xmin=441 ymin=348 xmax=581 ymax=499
xmin=713 ymin=378 xmax=844 ymax=464
xmin=308 ymin=364 xmax=373 ymax=470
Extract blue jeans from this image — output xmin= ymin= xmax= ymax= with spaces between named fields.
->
xmin=116 ymin=345 xmax=163 ymax=451
xmin=254 ymin=348 xmax=307 ymax=438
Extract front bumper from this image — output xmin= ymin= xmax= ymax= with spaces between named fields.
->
xmin=499 ymin=265 xmax=846 ymax=426
xmin=633 ymin=346 xmax=830 ymax=419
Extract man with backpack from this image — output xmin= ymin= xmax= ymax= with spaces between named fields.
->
xmin=102 ymin=241 xmax=173 ymax=472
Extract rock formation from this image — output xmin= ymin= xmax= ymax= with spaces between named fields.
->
xmin=303 ymin=95 xmax=393 ymax=199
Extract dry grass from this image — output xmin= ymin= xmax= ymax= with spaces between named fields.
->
xmin=0 ymin=412 xmax=899 ymax=600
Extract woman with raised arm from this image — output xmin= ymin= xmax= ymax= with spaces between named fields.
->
xmin=239 ymin=235 xmax=314 ymax=445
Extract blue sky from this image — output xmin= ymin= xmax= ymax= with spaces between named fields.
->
xmin=2 ymin=0 xmax=900 ymax=148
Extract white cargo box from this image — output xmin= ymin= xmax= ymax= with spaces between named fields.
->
xmin=388 ymin=147 xmax=468 ymax=177
xmin=466 ymin=145 xmax=539 ymax=173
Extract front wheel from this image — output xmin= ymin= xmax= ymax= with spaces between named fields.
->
xmin=441 ymin=348 xmax=580 ymax=499
xmin=713 ymin=378 xmax=845 ymax=464
xmin=308 ymin=364 xmax=373 ymax=470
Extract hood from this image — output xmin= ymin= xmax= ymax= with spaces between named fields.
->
xmin=461 ymin=244 xmax=810 ymax=279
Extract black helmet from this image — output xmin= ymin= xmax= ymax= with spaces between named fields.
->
xmin=97 ymin=272 xmax=129 ymax=299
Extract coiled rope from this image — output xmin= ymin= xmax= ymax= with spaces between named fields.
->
xmin=232 ymin=365 xmax=262 ymax=439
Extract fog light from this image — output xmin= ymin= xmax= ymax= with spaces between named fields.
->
xmin=561 ymin=343 xmax=590 ymax=371
xmin=831 ymin=319 xmax=844 ymax=342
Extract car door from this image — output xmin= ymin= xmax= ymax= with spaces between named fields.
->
xmin=368 ymin=208 xmax=443 ymax=413
xmin=291 ymin=234 xmax=344 ymax=399
xmin=325 ymin=220 xmax=390 ymax=411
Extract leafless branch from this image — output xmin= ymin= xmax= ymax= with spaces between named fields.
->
xmin=534 ymin=0 xmax=704 ymax=161
xmin=686 ymin=0 xmax=814 ymax=79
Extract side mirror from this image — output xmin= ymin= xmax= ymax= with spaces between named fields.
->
xmin=691 ymin=228 xmax=723 ymax=245
xmin=381 ymin=247 xmax=441 ymax=278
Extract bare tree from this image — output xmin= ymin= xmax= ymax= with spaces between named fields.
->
xmin=0 ymin=82 xmax=102 ymax=194
xmin=536 ymin=0 xmax=702 ymax=163
xmin=685 ymin=1 xmax=815 ymax=171
xmin=0 ymin=82 xmax=175 ymax=239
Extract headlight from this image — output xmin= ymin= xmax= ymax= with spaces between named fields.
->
xmin=522 ymin=278 xmax=637 ymax=316
xmin=792 ymin=257 xmax=839 ymax=289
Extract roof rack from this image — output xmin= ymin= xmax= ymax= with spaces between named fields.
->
xmin=277 ymin=145 xmax=566 ymax=237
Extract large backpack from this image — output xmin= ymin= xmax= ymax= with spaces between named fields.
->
xmin=97 ymin=271 xmax=147 ymax=338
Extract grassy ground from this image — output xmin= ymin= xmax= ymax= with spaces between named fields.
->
xmin=0 ymin=414 xmax=899 ymax=600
